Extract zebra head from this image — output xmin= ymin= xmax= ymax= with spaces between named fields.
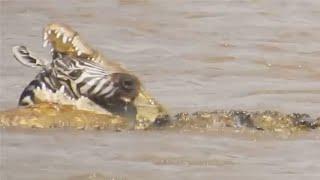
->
xmin=13 ymin=45 xmax=141 ymax=119
xmin=51 ymin=55 xmax=142 ymax=118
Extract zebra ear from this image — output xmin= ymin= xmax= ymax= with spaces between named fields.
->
xmin=12 ymin=46 xmax=46 ymax=68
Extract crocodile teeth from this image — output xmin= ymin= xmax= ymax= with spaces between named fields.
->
xmin=149 ymin=99 xmax=155 ymax=105
xmin=43 ymin=40 xmax=48 ymax=47
xmin=56 ymin=32 xmax=62 ymax=38
xmin=48 ymin=30 xmax=52 ymax=35
xmin=43 ymin=32 xmax=48 ymax=40
xmin=41 ymin=83 xmax=46 ymax=90
xmin=62 ymin=35 xmax=68 ymax=43
xmin=59 ymin=86 xmax=65 ymax=93
xmin=50 ymin=48 xmax=54 ymax=55
xmin=77 ymin=51 xmax=82 ymax=56
xmin=67 ymin=37 xmax=72 ymax=42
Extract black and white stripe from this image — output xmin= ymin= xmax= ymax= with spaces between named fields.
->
xmin=51 ymin=56 xmax=120 ymax=101
xmin=15 ymin=47 xmax=139 ymax=117
xmin=18 ymin=66 xmax=76 ymax=106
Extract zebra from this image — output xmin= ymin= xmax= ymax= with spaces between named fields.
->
xmin=12 ymin=45 xmax=140 ymax=118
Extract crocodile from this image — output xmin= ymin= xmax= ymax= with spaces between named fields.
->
xmin=1 ymin=23 xmax=320 ymax=133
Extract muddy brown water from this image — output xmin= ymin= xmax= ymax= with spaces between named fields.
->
xmin=1 ymin=0 xmax=320 ymax=179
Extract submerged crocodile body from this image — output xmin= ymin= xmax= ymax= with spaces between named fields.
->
xmin=1 ymin=23 xmax=320 ymax=133
xmin=1 ymin=104 xmax=320 ymax=134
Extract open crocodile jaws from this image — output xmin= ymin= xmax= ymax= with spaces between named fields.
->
xmin=42 ymin=23 xmax=169 ymax=128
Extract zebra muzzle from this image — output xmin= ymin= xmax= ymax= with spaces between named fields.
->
xmin=110 ymin=73 xmax=141 ymax=102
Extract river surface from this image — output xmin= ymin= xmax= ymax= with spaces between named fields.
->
xmin=1 ymin=0 xmax=320 ymax=179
